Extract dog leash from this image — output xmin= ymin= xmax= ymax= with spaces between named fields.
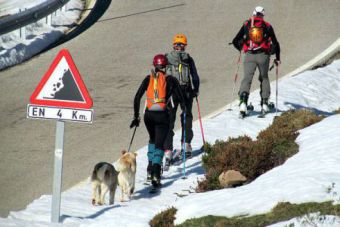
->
xmin=128 ymin=126 xmax=137 ymax=152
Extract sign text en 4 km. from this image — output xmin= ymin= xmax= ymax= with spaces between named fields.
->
xmin=27 ymin=104 xmax=93 ymax=123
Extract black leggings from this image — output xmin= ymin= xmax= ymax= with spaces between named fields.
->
xmin=164 ymin=91 xmax=193 ymax=150
xmin=144 ymin=111 xmax=169 ymax=150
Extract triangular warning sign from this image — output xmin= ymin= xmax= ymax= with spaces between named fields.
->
xmin=30 ymin=49 xmax=93 ymax=109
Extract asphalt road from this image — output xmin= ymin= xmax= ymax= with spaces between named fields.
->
xmin=0 ymin=0 xmax=339 ymax=217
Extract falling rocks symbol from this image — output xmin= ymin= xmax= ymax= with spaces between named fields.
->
xmin=52 ymin=69 xmax=84 ymax=102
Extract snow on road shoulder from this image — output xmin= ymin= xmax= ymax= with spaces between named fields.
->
xmin=175 ymin=114 xmax=340 ymax=224
xmin=0 ymin=60 xmax=340 ymax=227
xmin=0 ymin=0 xmax=84 ymax=71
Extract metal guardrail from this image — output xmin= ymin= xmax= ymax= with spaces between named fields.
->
xmin=0 ymin=0 xmax=70 ymax=36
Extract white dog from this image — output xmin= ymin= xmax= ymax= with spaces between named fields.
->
xmin=115 ymin=150 xmax=137 ymax=202
xmin=91 ymin=162 xmax=119 ymax=205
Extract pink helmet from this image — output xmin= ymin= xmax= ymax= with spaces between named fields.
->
xmin=153 ymin=54 xmax=168 ymax=68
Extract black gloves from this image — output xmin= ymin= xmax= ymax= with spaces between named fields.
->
xmin=192 ymin=90 xmax=199 ymax=98
xmin=274 ymin=59 xmax=281 ymax=66
xmin=232 ymin=39 xmax=243 ymax=51
xmin=130 ymin=117 xmax=140 ymax=128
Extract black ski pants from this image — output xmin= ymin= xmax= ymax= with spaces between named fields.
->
xmin=164 ymin=88 xmax=193 ymax=151
xmin=144 ymin=110 xmax=169 ymax=152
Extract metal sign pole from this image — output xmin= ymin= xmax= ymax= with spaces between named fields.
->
xmin=51 ymin=120 xmax=65 ymax=223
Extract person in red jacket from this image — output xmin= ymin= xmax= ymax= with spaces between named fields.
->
xmin=232 ymin=6 xmax=281 ymax=117
xmin=130 ymin=54 xmax=185 ymax=189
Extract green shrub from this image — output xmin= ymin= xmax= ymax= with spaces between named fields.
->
xmin=149 ymin=207 xmax=177 ymax=227
xmin=197 ymin=109 xmax=324 ymax=192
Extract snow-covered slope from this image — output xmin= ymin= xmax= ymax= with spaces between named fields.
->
xmin=1 ymin=2 xmax=340 ymax=225
xmin=0 ymin=57 xmax=339 ymax=226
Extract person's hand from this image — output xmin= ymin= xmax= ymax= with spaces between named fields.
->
xmin=274 ymin=59 xmax=281 ymax=66
xmin=192 ymin=91 xmax=199 ymax=98
xmin=130 ymin=117 xmax=140 ymax=128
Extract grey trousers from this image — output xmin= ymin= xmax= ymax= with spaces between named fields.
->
xmin=239 ymin=52 xmax=270 ymax=99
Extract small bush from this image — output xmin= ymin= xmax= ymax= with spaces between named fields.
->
xmin=334 ymin=108 xmax=340 ymax=114
xmin=197 ymin=109 xmax=324 ymax=192
xmin=149 ymin=207 xmax=177 ymax=227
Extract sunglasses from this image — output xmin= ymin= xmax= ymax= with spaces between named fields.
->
xmin=174 ymin=43 xmax=186 ymax=47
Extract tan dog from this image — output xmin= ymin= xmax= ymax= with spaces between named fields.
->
xmin=91 ymin=162 xmax=118 ymax=205
xmin=115 ymin=150 xmax=137 ymax=202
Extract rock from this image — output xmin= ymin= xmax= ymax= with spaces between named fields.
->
xmin=218 ymin=170 xmax=247 ymax=188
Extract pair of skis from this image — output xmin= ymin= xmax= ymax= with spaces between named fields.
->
xmin=239 ymin=102 xmax=275 ymax=119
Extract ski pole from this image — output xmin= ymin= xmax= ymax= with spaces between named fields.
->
xmin=195 ymin=97 xmax=205 ymax=144
xmin=228 ymin=51 xmax=242 ymax=110
xmin=182 ymin=112 xmax=186 ymax=179
xmin=127 ymin=126 xmax=137 ymax=152
xmin=275 ymin=64 xmax=279 ymax=116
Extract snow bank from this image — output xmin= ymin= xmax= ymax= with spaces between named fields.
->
xmin=0 ymin=0 xmax=84 ymax=70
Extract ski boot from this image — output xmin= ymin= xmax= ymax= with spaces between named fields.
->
xmin=247 ymin=102 xmax=254 ymax=112
xmin=239 ymin=92 xmax=249 ymax=119
xmin=268 ymin=102 xmax=275 ymax=110
xmin=184 ymin=143 xmax=192 ymax=159
xmin=150 ymin=164 xmax=162 ymax=193
xmin=179 ymin=143 xmax=193 ymax=160
xmin=258 ymin=98 xmax=272 ymax=118
xmin=163 ymin=150 xmax=172 ymax=171
xmin=145 ymin=161 xmax=152 ymax=184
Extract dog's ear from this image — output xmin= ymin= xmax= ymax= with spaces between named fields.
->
xmin=121 ymin=150 xmax=127 ymax=155
xmin=133 ymin=152 xmax=137 ymax=157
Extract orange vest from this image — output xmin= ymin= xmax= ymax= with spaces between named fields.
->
xmin=146 ymin=71 xmax=167 ymax=111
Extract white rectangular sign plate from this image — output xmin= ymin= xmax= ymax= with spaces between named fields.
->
xmin=27 ymin=104 xmax=93 ymax=123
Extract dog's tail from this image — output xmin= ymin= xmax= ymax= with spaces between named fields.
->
xmin=131 ymin=152 xmax=137 ymax=173
xmin=131 ymin=161 xmax=136 ymax=173
xmin=91 ymin=162 xmax=107 ymax=181
xmin=104 ymin=169 xmax=111 ymax=182
xmin=91 ymin=169 xmax=97 ymax=181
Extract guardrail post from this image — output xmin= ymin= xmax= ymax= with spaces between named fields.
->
xmin=19 ymin=9 xmax=26 ymax=40
xmin=61 ymin=3 xmax=67 ymax=12
xmin=46 ymin=14 xmax=52 ymax=26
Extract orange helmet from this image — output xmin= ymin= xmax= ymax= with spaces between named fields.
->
xmin=173 ymin=34 xmax=187 ymax=45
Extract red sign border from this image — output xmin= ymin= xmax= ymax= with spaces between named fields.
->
xmin=30 ymin=49 xmax=93 ymax=109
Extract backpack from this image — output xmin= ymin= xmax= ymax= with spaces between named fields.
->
xmin=146 ymin=70 xmax=167 ymax=111
xmin=248 ymin=17 xmax=264 ymax=44
xmin=165 ymin=51 xmax=191 ymax=86
xmin=243 ymin=17 xmax=271 ymax=51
